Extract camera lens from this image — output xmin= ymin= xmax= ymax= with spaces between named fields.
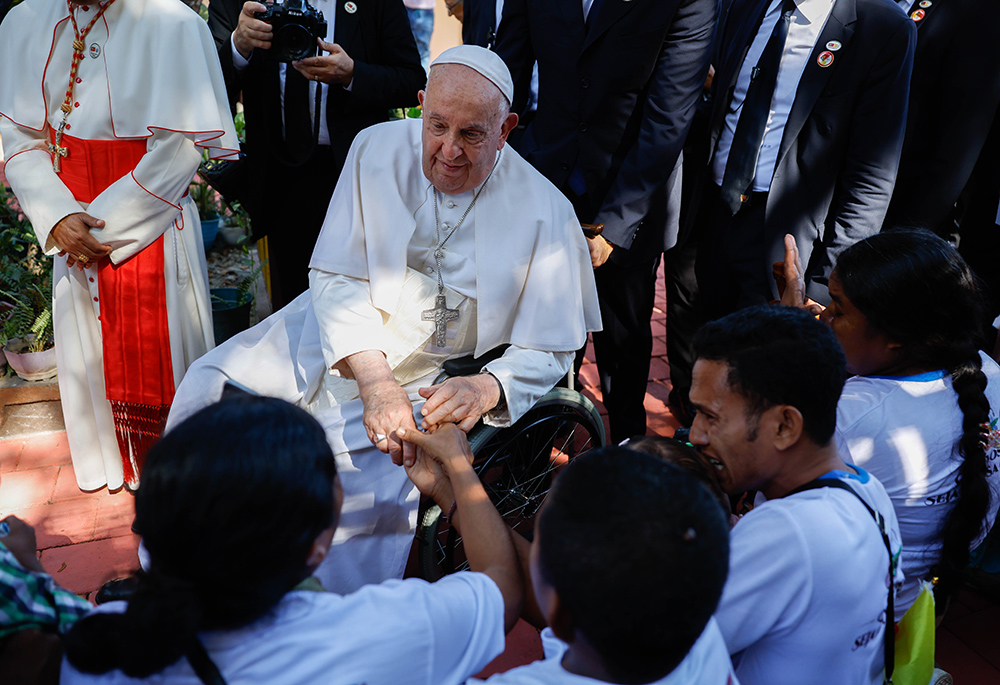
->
xmin=275 ymin=24 xmax=315 ymax=62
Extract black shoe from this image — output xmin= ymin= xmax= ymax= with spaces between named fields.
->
xmin=668 ymin=387 xmax=696 ymax=428
xmin=95 ymin=576 xmax=140 ymax=605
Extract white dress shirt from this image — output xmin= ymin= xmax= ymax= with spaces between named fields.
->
xmin=231 ymin=0 xmax=344 ymax=146
xmin=896 ymin=0 xmax=916 ymax=14
xmin=713 ymin=0 xmax=836 ymax=192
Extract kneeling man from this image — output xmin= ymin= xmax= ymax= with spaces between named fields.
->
xmin=167 ymin=45 xmax=601 ymax=594
xmin=689 ymin=306 xmax=903 ymax=685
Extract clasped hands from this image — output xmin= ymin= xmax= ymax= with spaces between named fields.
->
xmin=355 ymin=351 xmax=501 ymax=466
xmin=52 ymin=212 xmax=111 ymax=270
xmin=235 ymin=2 xmax=354 ymax=85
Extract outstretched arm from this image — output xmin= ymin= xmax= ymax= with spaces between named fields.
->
xmin=400 ymin=425 xmax=524 ymax=632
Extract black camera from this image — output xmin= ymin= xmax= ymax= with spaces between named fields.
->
xmin=254 ymin=0 xmax=328 ymax=63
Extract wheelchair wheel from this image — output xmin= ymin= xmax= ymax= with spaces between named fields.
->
xmin=416 ymin=387 xmax=606 ymax=580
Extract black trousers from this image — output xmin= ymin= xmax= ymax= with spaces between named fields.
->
xmin=584 ymin=256 xmax=660 ymax=444
xmin=260 ymin=146 xmax=338 ymax=310
xmin=695 ymin=185 xmax=772 ymax=322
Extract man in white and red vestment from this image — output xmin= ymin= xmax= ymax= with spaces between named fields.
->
xmin=0 ymin=0 xmax=239 ymax=490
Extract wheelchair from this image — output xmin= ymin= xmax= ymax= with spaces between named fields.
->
xmin=414 ymin=350 xmax=607 ymax=580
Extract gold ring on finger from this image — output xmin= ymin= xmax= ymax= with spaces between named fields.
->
xmin=77 ymin=253 xmax=90 ymax=263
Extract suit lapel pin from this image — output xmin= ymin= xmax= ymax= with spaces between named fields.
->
xmin=345 ymin=1 xmax=357 ymax=13
xmin=817 ymin=50 xmax=834 ymax=68
xmin=910 ymin=8 xmax=925 ymax=21
xmin=826 ymin=40 xmax=842 ymax=51
xmin=918 ymin=0 xmax=932 ymax=7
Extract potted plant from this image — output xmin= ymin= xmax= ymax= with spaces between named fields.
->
xmin=211 ymin=236 xmax=266 ymax=344
xmin=0 ymin=185 xmax=56 ymax=381
xmin=189 ymin=164 xmax=222 ymax=252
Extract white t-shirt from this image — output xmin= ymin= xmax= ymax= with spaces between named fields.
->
xmin=714 ymin=467 xmax=903 ymax=685
xmin=60 ymin=573 xmax=505 ymax=685
xmin=472 ymin=620 xmax=738 ymax=684
xmin=836 ymin=352 xmax=1000 ymax=618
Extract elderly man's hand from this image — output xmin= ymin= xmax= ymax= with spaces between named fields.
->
xmin=587 ymin=234 xmax=614 ymax=268
xmin=348 ymin=350 xmax=418 ymax=465
xmin=51 ymin=212 xmax=111 ymax=270
xmin=418 ymin=374 xmax=502 ymax=432
xmin=293 ymin=38 xmax=355 ymax=85
xmin=234 ymin=2 xmax=272 ymax=59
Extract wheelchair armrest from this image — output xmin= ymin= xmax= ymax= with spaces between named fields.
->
xmin=441 ymin=344 xmax=511 ymax=377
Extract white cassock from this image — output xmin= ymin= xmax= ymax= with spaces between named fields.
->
xmin=168 ymin=118 xmax=601 ymax=594
xmin=0 ymin=0 xmax=239 ymax=490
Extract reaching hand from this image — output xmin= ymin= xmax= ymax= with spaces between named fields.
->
xmin=399 ymin=424 xmax=475 ymax=504
xmin=293 ymin=39 xmax=355 ymax=85
xmin=51 ymin=212 xmax=111 ymax=270
xmin=234 ymin=2 xmax=272 ymax=58
xmin=418 ymin=374 xmax=501 ymax=432
xmin=0 ymin=516 xmax=45 ymax=574
xmin=774 ymin=234 xmax=824 ymax=315
xmin=586 ymin=234 xmax=614 ymax=268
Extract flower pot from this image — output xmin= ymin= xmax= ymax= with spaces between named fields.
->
xmin=201 ymin=216 xmax=220 ymax=252
xmin=218 ymin=218 xmax=247 ymax=246
xmin=4 ymin=337 xmax=57 ymax=381
xmin=211 ymin=287 xmax=253 ymax=345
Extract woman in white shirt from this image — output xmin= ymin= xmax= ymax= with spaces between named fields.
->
xmin=60 ymin=395 xmax=520 ymax=684
xmin=783 ymin=228 xmax=999 ymax=617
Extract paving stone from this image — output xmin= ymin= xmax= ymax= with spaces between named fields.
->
xmin=648 ymin=356 xmax=672 ymax=383
xmin=0 ymin=466 xmax=59 ymax=511
xmin=651 ymin=318 xmax=666 ymax=338
xmin=18 ymin=431 xmax=71 ymax=469
xmin=21 ymin=498 xmax=99 ymax=549
xmin=0 ymin=438 xmax=22 ymax=473
xmin=95 ymin=493 xmax=136 ymax=540
xmin=52 ymin=464 xmax=90 ymax=502
xmin=40 ymin=534 xmax=140 ymax=595
xmin=651 ymin=336 xmax=667 ymax=357
xmin=0 ymin=401 xmax=65 ymax=441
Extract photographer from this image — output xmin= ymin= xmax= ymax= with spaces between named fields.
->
xmin=209 ymin=0 xmax=425 ymax=308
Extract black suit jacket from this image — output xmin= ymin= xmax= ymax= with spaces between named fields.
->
xmin=709 ymin=0 xmax=916 ymax=300
xmin=208 ymin=0 xmax=424 ymax=218
xmin=885 ymin=0 xmax=1000 ymax=233
xmin=496 ymin=0 xmax=719 ymax=263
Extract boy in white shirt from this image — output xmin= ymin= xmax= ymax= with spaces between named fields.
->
xmin=399 ymin=429 xmax=737 ymax=685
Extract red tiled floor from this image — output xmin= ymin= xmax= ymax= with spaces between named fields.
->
xmin=52 ymin=463 xmax=91 ymax=503
xmin=39 ymin=534 xmax=141 ymax=595
xmin=0 ymin=438 xmax=22 ymax=472
xmin=936 ymin=625 xmax=1000 ymax=683
xmin=17 ymin=431 xmax=72 ymax=469
xmin=21 ymin=498 xmax=100 ymax=549
xmin=0 ymin=465 xmax=59 ymax=510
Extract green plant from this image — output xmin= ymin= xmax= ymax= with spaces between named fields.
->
xmin=0 ymin=184 xmax=54 ymax=353
xmin=189 ymin=169 xmax=221 ymax=220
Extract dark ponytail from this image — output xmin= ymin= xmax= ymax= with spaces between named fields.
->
xmin=64 ymin=396 xmax=338 ymax=677
xmin=837 ymin=228 xmax=993 ymax=597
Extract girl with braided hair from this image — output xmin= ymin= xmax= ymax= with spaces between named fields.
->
xmin=783 ymin=228 xmax=1000 ymax=619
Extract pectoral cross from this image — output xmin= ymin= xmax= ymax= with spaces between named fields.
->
xmin=48 ymin=121 xmax=68 ymax=173
xmin=422 ymin=293 xmax=460 ymax=348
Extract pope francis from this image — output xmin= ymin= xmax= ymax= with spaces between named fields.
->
xmin=167 ymin=45 xmax=601 ymax=593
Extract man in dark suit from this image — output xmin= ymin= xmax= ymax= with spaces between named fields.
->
xmin=696 ymin=0 xmax=916 ymax=320
xmin=209 ymin=0 xmax=424 ymax=309
xmin=495 ymin=0 xmax=718 ymax=443
xmin=885 ymin=0 xmax=1000 ymax=236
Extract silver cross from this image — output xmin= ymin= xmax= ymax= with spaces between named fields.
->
xmin=422 ymin=294 xmax=459 ymax=348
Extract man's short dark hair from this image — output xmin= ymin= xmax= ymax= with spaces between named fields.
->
xmin=693 ymin=305 xmax=847 ymax=445
xmin=536 ymin=447 xmax=730 ymax=682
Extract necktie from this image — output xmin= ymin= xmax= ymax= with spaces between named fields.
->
xmin=283 ymin=66 xmax=314 ymax=161
xmin=719 ymin=0 xmax=797 ymax=215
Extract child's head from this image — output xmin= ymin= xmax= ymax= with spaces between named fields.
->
xmin=625 ymin=436 xmax=731 ymax=516
xmin=532 ymin=446 xmax=730 ymax=682
xmin=65 ymin=396 xmax=340 ymax=678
